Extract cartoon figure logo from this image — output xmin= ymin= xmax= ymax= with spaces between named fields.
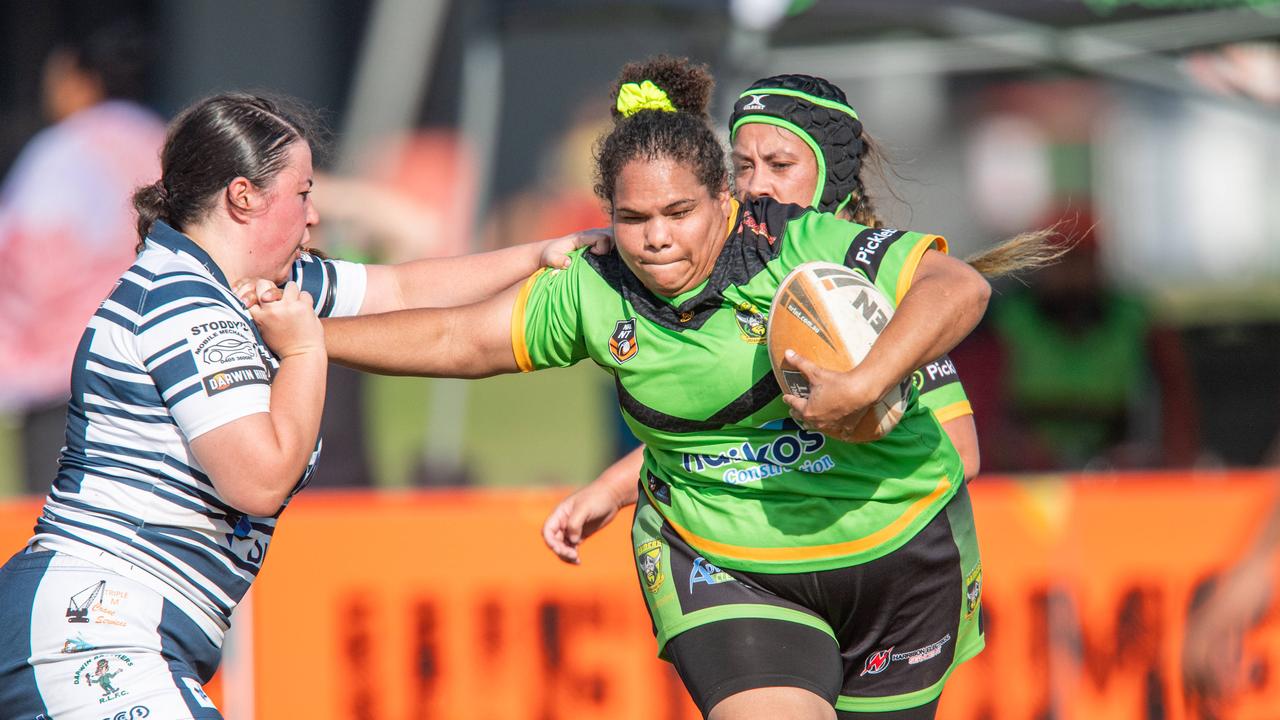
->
xmin=734 ymin=302 xmax=767 ymax=344
xmin=636 ymin=540 xmax=665 ymax=593
xmin=87 ymin=658 xmax=123 ymax=698
xmin=860 ymin=648 xmax=892 ymax=676
xmin=609 ymin=319 xmax=639 ymax=364
xmin=965 ymin=563 xmax=983 ymax=619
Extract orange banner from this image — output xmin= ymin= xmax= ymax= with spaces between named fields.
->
xmin=2 ymin=472 xmax=1278 ymax=719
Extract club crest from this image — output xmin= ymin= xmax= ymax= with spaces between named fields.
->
xmin=636 ymin=540 xmax=665 ymax=593
xmin=965 ymin=563 xmax=983 ymax=619
xmin=734 ymin=301 xmax=767 ymax=344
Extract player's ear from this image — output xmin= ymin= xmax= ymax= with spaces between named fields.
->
xmin=225 ymin=177 xmax=259 ymax=217
xmin=716 ymin=183 xmax=732 ymax=215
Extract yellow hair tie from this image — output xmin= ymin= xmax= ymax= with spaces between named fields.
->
xmin=617 ymin=80 xmax=676 ymax=117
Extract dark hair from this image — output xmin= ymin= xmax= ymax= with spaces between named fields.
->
xmin=731 ymin=73 xmax=873 ymax=220
xmin=132 ymin=93 xmax=318 ymax=250
xmin=594 ymin=56 xmax=727 ymax=210
xmin=57 ymin=18 xmax=150 ymax=102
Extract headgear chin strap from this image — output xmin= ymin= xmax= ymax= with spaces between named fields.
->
xmin=729 ymin=84 xmax=863 ymax=214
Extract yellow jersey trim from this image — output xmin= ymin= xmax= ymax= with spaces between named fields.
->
xmin=932 ymin=400 xmax=974 ymax=424
xmin=648 ymin=475 xmax=953 ymax=564
xmin=510 ymin=268 xmax=546 ymax=373
xmin=895 ymin=234 xmax=948 ymax=305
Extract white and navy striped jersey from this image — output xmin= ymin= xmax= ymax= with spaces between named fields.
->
xmin=30 ymin=220 xmax=366 ymax=644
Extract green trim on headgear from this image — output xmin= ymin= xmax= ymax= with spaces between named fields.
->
xmin=737 ymin=88 xmax=858 ymax=121
xmin=617 ymin=80 xmax=676 ymax=117
xmin=832 ymin=192 xmax=854 ymax=218
xmin=731 ymin=114 xmax=826 ymax=209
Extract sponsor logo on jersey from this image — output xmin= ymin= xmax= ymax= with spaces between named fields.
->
xmin=689 ymin=556 xmax=735 ymax=592
xmin=861 ymin=635 xmax=953 ymax=676
xmin=67 ymin=581 xmax=106 ymax=623
xmin=202 ymin=365 xmax=271 ymax=395
xmin=189 ymin=319 xmax=250 ymax=336
xmin=897 ymin=634 xmax=952 ymax=666
xmin=62 ymin=632 xmax=96 ymax=654
xmin=74 ymin=653 xmax=134 ymax=704
xmin=636 ymin=540 xmax=665 ymax=593
xmin=682 ymin=429 xmax=826 ymax=474
xmin=734 ymin=301 xmax=767 ymax=343
xmin=743 ymin=94 xmax=768 ymax=111
xmin=861 ymin=648 xmax=893 ymax=676
xmin=609 ymin=318 xmax=639 ymax=363
xmin=965 ymin=563 xmax=983 ymax=619
xmin=183 ymin=676 xmax=217 ymax=708
xmin=199 ymin=335 xmax=257 ymax=364
xmin=100 ymin=706 xmax=151 ymax=720
xmin=852 ymin=227 xmax=899 ymax=268
xmin=915 ymin=357 xmax=958 ymax=393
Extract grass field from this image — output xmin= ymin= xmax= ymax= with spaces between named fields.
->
xmin=0 ymin=362 xmax=617 ymax=498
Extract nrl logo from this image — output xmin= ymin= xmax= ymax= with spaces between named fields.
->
xmin=742 ymin=94 xmax=767 ymax=111
xmin=609 ymin=318 xmax=639 ymax=364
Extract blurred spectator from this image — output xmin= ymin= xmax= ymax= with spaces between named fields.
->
xmin=973 ymin=209 xmax=1200 ymax=472
xmin=0 ymin=19 xmax=164 ymax=494
xmin=1184 ymin=485 xmax=1280 ymax=714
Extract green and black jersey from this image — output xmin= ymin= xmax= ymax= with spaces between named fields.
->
xmin=513 ymin=197 xmax=965 ymax=573
xmin=915 ymin=355 xmax=971 ymax=425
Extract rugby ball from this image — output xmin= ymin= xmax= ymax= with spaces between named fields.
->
xmin=766 ymin=261 xmax=909 ymax=443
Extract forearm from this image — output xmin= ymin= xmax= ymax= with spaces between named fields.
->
xmin=264 ymin=350 xmax=329 ymax=483
xmin=383 ymin=241 xmax=551 ymax=310
xmin=325 ymin=286 xmax=521 ymax=378
xmin=860 ymin=255 xmax=989 ymax=396
xmin=200 ymin=350 xmax=328 ymax=516
xmin=598 ymin=446 xmax=644 ymax=506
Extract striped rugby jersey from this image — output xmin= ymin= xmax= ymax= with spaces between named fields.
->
xmin=30 ymin=220 xmax=366 ymax=644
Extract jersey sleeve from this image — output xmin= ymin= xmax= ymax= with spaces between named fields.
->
xmin=914 ymin=355 xmax=973 ymax=424
xmin=510 ymin=249 xmax=590 ymax=372
xmin=139 ymin=297 xmax=273 ymax=441
xmin=292 ymin=253 xmax=368 ymax=318
xmin=844 ymin=226 xmax=947 ymax=306
xmin=778 ymin=210 xmax=947 ymax=308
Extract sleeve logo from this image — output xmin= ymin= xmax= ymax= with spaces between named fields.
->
xmin=199 ymin=336 xmax=257 ymax=364
xmin=609 ymin=318 xmax=639 ymax=364
xmin=202 ymin=365 xmax=271 ymax=395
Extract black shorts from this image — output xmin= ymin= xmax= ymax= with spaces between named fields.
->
xmin=630 ymin=483 xmax=984 ymax=717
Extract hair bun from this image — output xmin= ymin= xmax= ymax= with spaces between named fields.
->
xmin=611 ymin=55 xmax=714 ymax=120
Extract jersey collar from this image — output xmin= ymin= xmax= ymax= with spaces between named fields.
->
xmin=146 ymin=220 xmax=232 ymax=289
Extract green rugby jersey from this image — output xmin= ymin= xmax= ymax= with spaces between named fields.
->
xmin=915 ymin=355 xmax=972 ymax=425
xmin=513 ymin=197 xmax=965 ymax=573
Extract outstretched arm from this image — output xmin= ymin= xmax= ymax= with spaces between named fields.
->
xmin=322 ymin=281 xmax=523 ymax=378
xmin=360 ymin=230 xmax=610 ymax=314
xmin=786 ymin=250 xmax=990 ymax=436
